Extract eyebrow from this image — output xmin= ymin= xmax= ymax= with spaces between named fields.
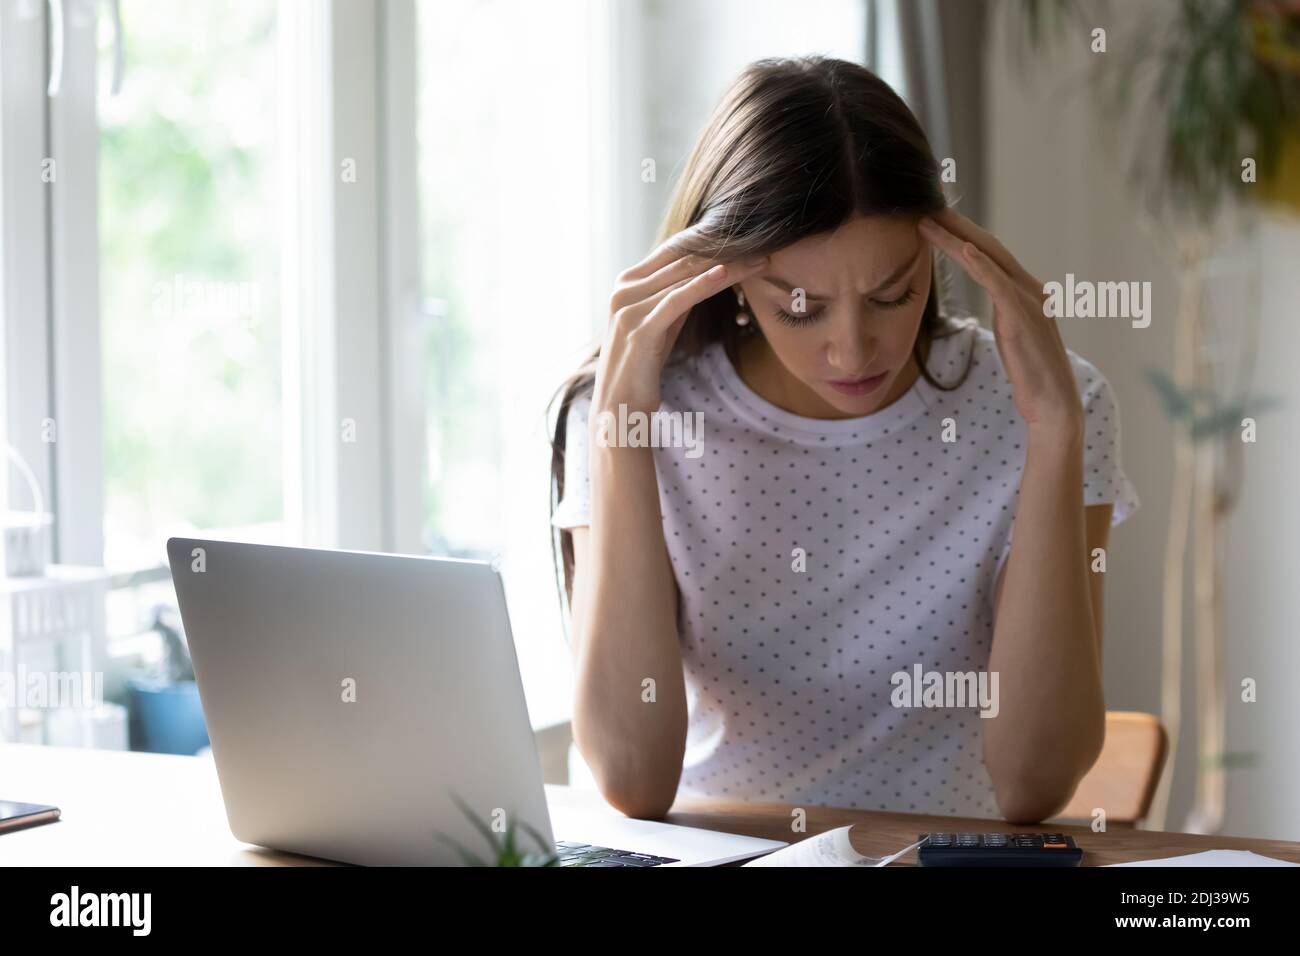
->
xmin=760 ymin=245 xmax=925 ymax=301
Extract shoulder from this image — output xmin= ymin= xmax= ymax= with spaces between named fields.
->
xmin=660 ymin=342 xmax=729 ymax=406
xmin=1065 ymin=349 xmax=1117 ymax=408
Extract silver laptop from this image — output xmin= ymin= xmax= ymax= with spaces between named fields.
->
xmin=166 ymin=537 xmax=785 ymax=866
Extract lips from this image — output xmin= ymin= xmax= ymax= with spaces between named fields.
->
xmin=827 ymin=370 xmax=889 ymax=397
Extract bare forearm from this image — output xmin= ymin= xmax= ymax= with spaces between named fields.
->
xmin=571 ymin=439 xmax=687 ymax=816
xmin=984 ymin=425 xmax=1105 ymax=821
xmin=567 ymin=241 xmax=767 ymax=816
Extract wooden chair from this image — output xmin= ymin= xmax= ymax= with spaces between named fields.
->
xmin=1054 ymin=712 xmax=1168 ymax=828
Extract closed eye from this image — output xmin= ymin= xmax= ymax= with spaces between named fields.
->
xmin=772 ymin=287 xmax=917 ymax=327
xmin=773 ymin=306 xmax=825 ymax=327
xmin=873 ymin=288 xmax=918 ymax=309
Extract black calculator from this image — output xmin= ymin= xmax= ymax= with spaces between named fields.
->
xmin=916 ymin=832 xmax=1083 ymax=867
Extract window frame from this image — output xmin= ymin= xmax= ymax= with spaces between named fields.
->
xmin=1 ymin=0 xmax=414 ymax=577
xmin=1 ymin=0 xmax=57 ymax=566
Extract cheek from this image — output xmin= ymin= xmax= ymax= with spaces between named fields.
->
xmin=889 ymin=305 xmax=927 ymax=354
xmin=853 ymin=299 xmax=928 ymax=357
xmin=883 ymin=285 xmax=931 ymax=355
xmin=755 ymin=317 xmax=824 ymax=368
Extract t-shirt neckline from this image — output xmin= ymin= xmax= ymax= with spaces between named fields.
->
xmin=700 ymin=338 xmax=941 ymax=446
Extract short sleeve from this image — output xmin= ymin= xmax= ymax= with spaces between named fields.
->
xmin=1078 ymin=367 xmax=1141 ymax=524
xmin=551 ymin=391 xmax=593 ymax=529
xmin=994 ymin=362 xmax=1140 ymax=578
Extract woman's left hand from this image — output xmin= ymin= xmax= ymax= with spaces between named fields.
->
xmin=919 ymin=209 xmax=1083 ymax=438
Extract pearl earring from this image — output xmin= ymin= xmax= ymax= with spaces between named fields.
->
xmin=735 ymin=288 xmax=750 ymax=326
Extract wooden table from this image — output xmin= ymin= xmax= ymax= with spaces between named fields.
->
xmin=3 ymin=744 xmax=1298 ymax=866
xmin=664 ymin=797 xmax=1300 ymax=866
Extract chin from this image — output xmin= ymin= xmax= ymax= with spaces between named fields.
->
xmin=817 ymin=385 xmax=887 ymax=416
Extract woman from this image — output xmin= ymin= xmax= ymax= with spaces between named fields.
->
xmin=550 ymin=55 xmax=1139 ymax=824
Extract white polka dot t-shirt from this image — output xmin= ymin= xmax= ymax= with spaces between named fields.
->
xmin=552 ymin=318 xmax=1140 ymax=817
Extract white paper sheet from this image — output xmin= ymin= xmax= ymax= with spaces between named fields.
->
xmin=1106 ymin=849 xmax=1298 ymax=867
xmin=742 ymin=826 xmax=923 ymax=867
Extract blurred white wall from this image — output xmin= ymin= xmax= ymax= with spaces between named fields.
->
xmin=609 ymin=0 xmax=869 ymax=270
xmin=985 ymin=3 xmax=1300 ymax=839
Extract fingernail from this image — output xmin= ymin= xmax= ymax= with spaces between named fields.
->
xmin=918 ymin=217 xmax=936 ymax=231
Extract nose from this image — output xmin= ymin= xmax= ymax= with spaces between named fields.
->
xmin=825 ymin=311 xmax=876 ymax=377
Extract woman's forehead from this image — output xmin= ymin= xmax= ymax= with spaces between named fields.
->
xmin=764 ymin=217 xmax=925 ymax=298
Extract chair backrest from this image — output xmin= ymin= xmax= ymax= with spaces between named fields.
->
xmin=1057 ymin=712 xmax=1168 ymax=827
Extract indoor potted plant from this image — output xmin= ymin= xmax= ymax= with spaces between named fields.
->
xmin=126 ymin=604 xmax=210 ymax=755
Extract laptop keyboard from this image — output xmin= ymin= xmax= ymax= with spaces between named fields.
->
xmin=555 ymin=840 xmax=680 ymax=867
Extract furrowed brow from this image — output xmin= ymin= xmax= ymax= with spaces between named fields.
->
xmin=761 ymin=246 xmax=925 ymax=301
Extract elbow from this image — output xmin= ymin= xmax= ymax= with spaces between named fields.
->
xmin=585 ymin=756 xmax=680 ymax=819
xmin=991 ymin=766 xmax=1083 ymax=824
xmin=597 ymin=781 xmax=678 ymax=821
xmin=571 ymin=719 xmax=683 ymax=821
xmin=988 ymin=714 xmax=1105 ymax=825
xmin=996 ymin=790 xmax=1071 ymax=826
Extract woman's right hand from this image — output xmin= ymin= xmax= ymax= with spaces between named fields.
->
xmin=593 ymin=237 xmax=768 ymax=416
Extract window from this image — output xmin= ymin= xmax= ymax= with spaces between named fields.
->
xmin=5 ymin=0 xmax=600 ymax=735
xmin=410 ymin=0 xmax=608 ymax=726
xmin=90 ymin=1 xmax=288 ymax=661
xmin=98 ymin=0 xmax=284 ymax=576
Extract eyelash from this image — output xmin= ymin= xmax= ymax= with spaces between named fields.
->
xmin=772 ymin=288 xmax=918 ymax=327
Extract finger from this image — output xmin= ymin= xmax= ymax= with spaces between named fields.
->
xmin=612 ymin=255 xmax=766 ymax=331
xmin=925 ymin=223 xmax=1022 ymax=312
xmin=919 ymin=216 xmax=976 ymax=273
xmin=640 ymin=258 xmax=766 ymax=334
xmin=958 ymin=240 xmax=1027 ymax=315
xmin=610 ymin=272 xmax=695 ymax=327
xmin=925 ymin=209 xmax=1040 ymax=291
xmin=616 ymin=263 xmax=730 ymax=354
xmin=618 ymin=251 xmax=761 ymax=309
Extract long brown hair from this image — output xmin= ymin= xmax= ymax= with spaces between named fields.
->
xmin=549 ymin=55 xmax=974 ymax=605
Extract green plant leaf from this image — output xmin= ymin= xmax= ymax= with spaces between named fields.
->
xmin=1011 ymin=0 xmax=1300 ymax=223
xmin=435 ymin=795 xmax=559 ymax=867
xmin=1144 ymin=368 xmax=1196 ymax=421
xmin=1190 ymin=394 xmax=1283 ymax=439
xmin=1201 ymin=750 xmax=1261 ymax=769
